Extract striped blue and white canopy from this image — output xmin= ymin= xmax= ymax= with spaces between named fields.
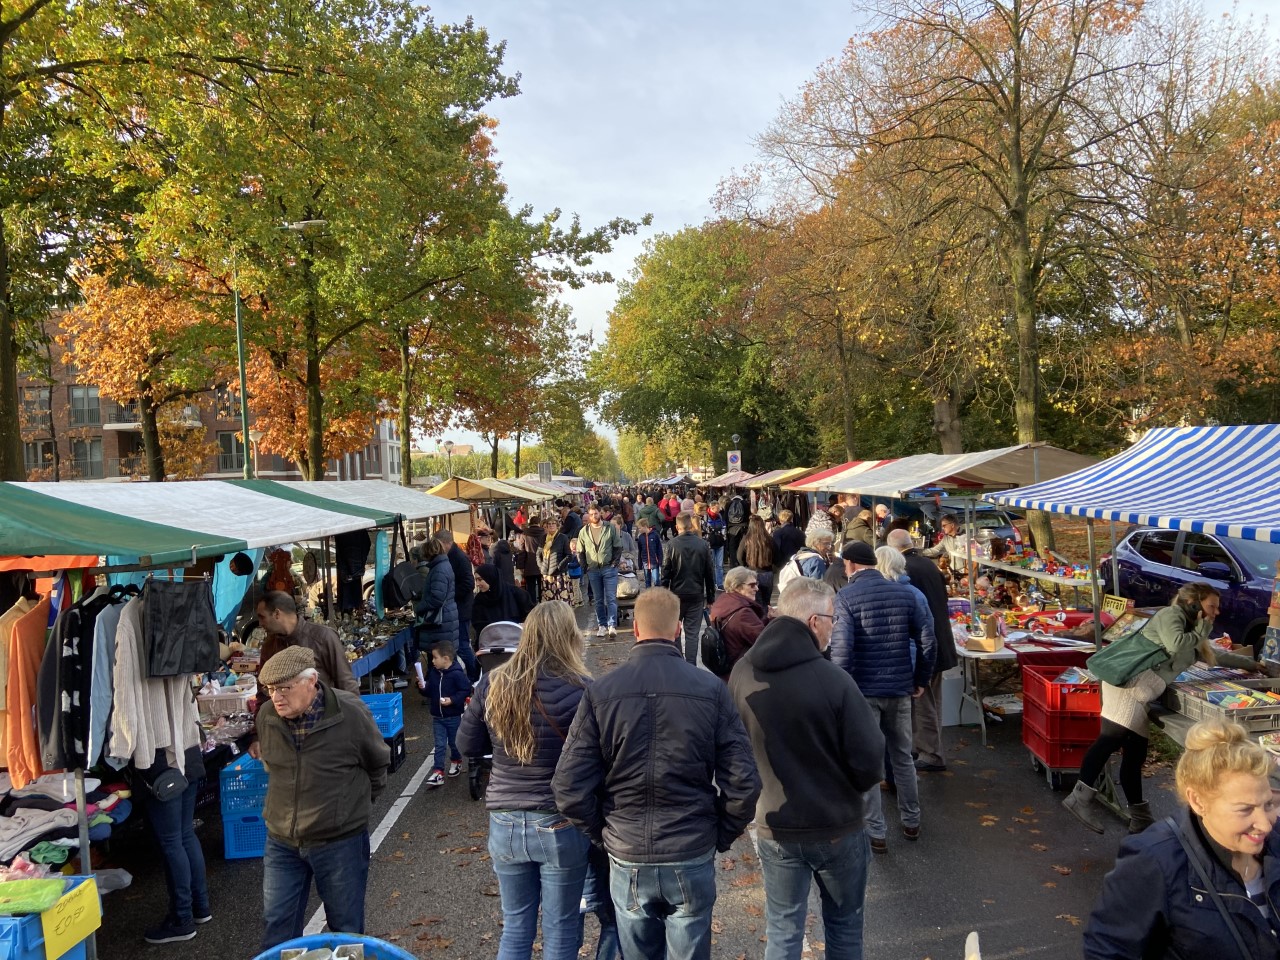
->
xmin=986 ymin=425 xmax=1280 ymax=543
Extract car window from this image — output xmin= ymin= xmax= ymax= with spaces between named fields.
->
xmin=1181 ymin=533 xmax=1234 ymax=575
xmin=972 ymin=513 xmax=1011 ymax=530
xmin=1227 ymin=537 xmax=1280 ymax=579
xmin=1134 ymin=530 xmax=1178 ymax=566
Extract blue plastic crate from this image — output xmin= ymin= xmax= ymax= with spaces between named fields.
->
xmin=0 ymin=876 xmax=98 ymax=960
xmin=361 ymin=693 xmax=404 ymax=738
xmin=223 ymin=813 xmax=267 ymax=860
xmin=219 ymin=752 xmax=268 ymax=802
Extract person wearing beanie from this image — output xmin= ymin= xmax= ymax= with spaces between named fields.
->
xmin=829 ymin=536 xmax=933 ymax=855
xmin=255 ymin=646 xmax=390 ymax=950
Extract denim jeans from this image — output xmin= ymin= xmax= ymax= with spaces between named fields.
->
xmin=755 ymin=570 xmax=774 ymax=609
xmin=609 ymin=850 xmax=716 ymax=960
xmin=261 ymin=830 xmax=370 ymax=949
xmin=642 ymin=566 xmax=660 ymax=589
xmin=861 ymin=697 xmax=920 ymax=838
xmin=582 ymin=844 xmax=621 ymax=960
xmin=588 ymin=567 xmax=618 ymax=630
xmin=146 ymin=778 xmax=208 ymax=924
xmin=456 ymin=619 xmax=478 ymax=679
xmin=758 ymin=832 xmax=871 ymax=960
xmin=678 ymin=597 xmax=706 ymax=665
xmin=712 ymin=547 xmax=725 ymax=589
xmin=433 ymin=715 xmax=461 ymax=771
xmin=489 ymin=810 xmax=591 ymax=960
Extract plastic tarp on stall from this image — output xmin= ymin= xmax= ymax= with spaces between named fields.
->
xmin=825 ymin=444 xmax=1098 ymax=498
xmin=743 ymin=468 xmax=813 ymax=490
xmin=426 ymin=476 xmax=540 ymax=502
xmin=704 ymin=470 xmax=758 ymax=488
xmin=248 ymin=479 xmax=465 ymax=521
xmin=782 ymin=462 xmax=859 ymax=491
xmin=986 ymin=424 xmax=1280 ymax=544
xmin=787 ymin=460 xmax=896 ymax=493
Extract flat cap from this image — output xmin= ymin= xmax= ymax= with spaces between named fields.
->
xmin=841 ymin=541 xmax=877 ymax=566
xmin=259 ymin=645 xmax=317 ymax=685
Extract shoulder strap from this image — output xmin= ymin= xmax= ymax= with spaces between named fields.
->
xmin=534 ymin=694 xmax=566 ymax=742
xmin=1167 ymin=816 xmax=1252 ymax=960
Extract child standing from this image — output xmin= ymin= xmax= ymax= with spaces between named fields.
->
xmin=418 ymin=639 xmax=472 ymax=787
xmin=636 ymin=519 xmax=663 ymax=589
xmin=567 ymin=539 xmax=585 ymax=606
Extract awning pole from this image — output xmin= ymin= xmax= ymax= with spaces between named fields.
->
xmin=76 ymin=768 xmax=97 ymax=960
xmin=1087 ymin=518 xmax=1102 ymax=647
xmin=1109 ymin=520 xmax=1120 ymax=594
xmin=322 ymin=537 xmax=333 ymax=623
xmin=966 ymin=499 xmax=976 ymax=627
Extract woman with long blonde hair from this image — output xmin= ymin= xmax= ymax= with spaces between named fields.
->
xmin=457 ymin=601 xmax=603 ymax=960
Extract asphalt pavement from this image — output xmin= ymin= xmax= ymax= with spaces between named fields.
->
xmin=91 ymin=605 xmax=1178 ymax=959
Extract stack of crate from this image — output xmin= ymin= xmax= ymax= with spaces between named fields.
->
xmin=220 ymin=753 xmax=269 ymax=859
xmin=362 ymin=693 xmax=406 ymax=773
xmin=1022 ymin=664 xmax=1102 ymax=779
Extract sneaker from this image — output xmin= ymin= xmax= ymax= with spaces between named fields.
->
xmin=193 ymin=910 xmax=213 ymax=925
xmin=426 ymin=769 xmax=445 ymax=788
xmin=596 ymin=626 xmax=607 ymax=638
xmin=144 ymin=918 xmax=197 ymax=944
xmin=607 ymin=627 xmax=617 ymax=638
xmin=448 ymin=760 xmax=463 ymax=778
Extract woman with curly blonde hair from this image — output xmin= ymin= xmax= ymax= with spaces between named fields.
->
xmin=457 ymin=601 xmax=609 ymax=960
xmin=1084 ymin=717 xmax=1279 ymax=959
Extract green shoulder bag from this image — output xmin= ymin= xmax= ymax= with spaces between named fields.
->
xmin=1086 ymin=630 xmax=1170 ymax=687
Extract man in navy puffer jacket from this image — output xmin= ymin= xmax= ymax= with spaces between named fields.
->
xmin=829 ymin=540 xmax=933 ymax=855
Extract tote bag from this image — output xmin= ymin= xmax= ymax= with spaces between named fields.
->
xmin=1086 ymin=631 xmax=1170 ymax=687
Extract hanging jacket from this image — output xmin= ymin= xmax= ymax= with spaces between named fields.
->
xmin=143 ymin=579 xmax=219 ymax=677
xmin=6 ymin=596 xmax=51 ymax=788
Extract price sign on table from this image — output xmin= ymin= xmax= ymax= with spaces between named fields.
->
xmin=41 ymin=876 xmax=100 ymax=959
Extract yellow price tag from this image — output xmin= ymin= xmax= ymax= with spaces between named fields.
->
xmin=41 ymin=876 xmax=101 ymax=959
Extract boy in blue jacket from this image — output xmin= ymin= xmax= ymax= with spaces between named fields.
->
xmin=418 ymin=639 xmax=472 ymax=787
xmin=636 ymin=518 xmax=663 ymax=589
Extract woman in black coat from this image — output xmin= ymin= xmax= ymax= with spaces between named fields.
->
xmin=415 ymin=537 xmax=459 ymax=655
xmin=471 ymin=563 xmax=534 ymax=637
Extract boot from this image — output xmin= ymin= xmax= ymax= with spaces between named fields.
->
xmin=1062 ymin=780 xmax=1106 ymax=834
xmin=1127 ymin=801 xmax=1155 ymax=834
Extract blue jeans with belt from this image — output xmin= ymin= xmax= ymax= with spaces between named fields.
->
xmin=609 ymin=849 xmax=717 ymax=960
xmin=587 ymin=566 xmax=618 ymax=629
xmin=261 ymin=830 xmax=370 ymax=949
xmin=145 ymin=778 xmax=209 ymax=925
xmin=488 ymin=810 xmax=591 ymax=960
xmin=757 ymin=832 xmax=871 ymax=960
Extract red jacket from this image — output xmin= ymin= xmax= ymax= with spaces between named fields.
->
xmin=707 ymin=592 xmax=769 ymax=678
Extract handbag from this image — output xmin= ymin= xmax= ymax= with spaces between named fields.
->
xmin=1086 ymin=630 xmax=1171 ymax=687
xmin=1168 ymin=816 xmax=1253 ymax=959
xmin=382 ymin=522 xmax=425 ymax=610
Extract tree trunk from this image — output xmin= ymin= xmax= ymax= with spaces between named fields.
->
xmin=139 ymin=393 xmax=166 ymax=480
xmin=931 ymin=387 xmax=964 ymax=454
xmin=514 ymin=428 xmax=522 ymax=478
xmin=0 ymin=212 xmax=23 ymax=481
xmin=304 ymin=311 xmax=325 ymax=480
xmin=488 ymin=435 xmax=499 ymax=478
xmin=398 ymin=330 xmax=412 ymax=486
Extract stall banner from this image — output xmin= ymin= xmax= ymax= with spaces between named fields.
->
xmin=374 ymin=529 xmax=391 ymax=616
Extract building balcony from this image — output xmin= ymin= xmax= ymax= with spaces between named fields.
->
xmin=104 ymin=402 xmax=141 ymax=430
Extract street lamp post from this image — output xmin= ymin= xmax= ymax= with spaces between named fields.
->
xmin=443 ymin=439 xmax=455 ymax=477
xmin=249 ymin=429 xmax=265 ymax=478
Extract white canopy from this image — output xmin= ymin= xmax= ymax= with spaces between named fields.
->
xmin=287 ymin=480 xmax=465 ymax=521
xmin=825 ymin=444 xmax=1098 ymax=498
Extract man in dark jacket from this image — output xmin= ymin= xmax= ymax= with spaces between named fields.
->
xmin=553 ymin=588 xmax=759 ymax=960
xmin=730 ymin=577 xmax=884 ymax=960
xmin=660 ymin=511 xmax=718 ymax=665
xmin=435 ymin=529 xmax=478 ymax=680
xmin=256 ymin=646 xmax=390 ymax=949
xmin=830 ymin=540 xmax=933 ymax=854
xmin=256 ymin=592 xmax=359 ymax=695
xmin=771 ymin=509 xmax=806 ymax=570
xmin=888 ymin=528 xmax=955 ymax=772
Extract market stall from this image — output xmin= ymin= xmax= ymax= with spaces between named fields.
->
xmin=703 ymin=469 xmax=758 ymax=489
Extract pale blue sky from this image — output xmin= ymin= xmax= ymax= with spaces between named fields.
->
xmin=424 ymin=0 xmax=1275 ymax=456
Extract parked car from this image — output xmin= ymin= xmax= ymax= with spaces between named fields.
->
xmin=909 ymin=498 xmax=1023 ymax=547
xmin=1100 ymin=528 xmax=1280 ymax=653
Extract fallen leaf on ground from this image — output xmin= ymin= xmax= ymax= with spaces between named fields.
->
xmin=1052 ymin=865 xmax=1072 ymax=876
xmin=745 ymin=904 xmax=763 ymax=917
xmin=711 ymin=919 xmax=725 ymax=934
xmin=456 ymin=860 xmax=470 ymax=867
xmin=979 ymin=815 xmax=999 ymax=827
xmin=1056 ymin=914 xmax=1082 ymax=926
xmin=982 ymin=899 xmax=995 ymax=905
xmin=1043 ymin=882 xmax=1057 ymax=888
xmin=410 ymin=916 xmax=444 ymax=926
xmin=740 ymin=851 xmax=755 ymax=863
xmin=482 ymin=885 xmax=500 ymax=897
xmin=964 ymin=801 xmax=989 ymax=809
xmin=1012 ymin=817 xmax=1029 ymax=824
xmin=720 ymin=858 xmax=736 ymax=871
xmin=468 ymin=831 xmax=486 ymax=838
xmin=402 ymin=832 xmax=410 ymax=839
xmin=1030 ymin=843 xmax=1048 ymax=852
xmin=436 ymin=832 xmax=449 ymax=839
xmin=416 ymin=932 xmax=455 ymax=948
xmin=731 ymin=871 xmax=763 ymax=888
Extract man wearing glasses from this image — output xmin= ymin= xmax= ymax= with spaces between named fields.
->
xmin=255 ymin=646 xmax=390 ymax=949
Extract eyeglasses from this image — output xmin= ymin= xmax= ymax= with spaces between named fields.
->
xmin=264 ymin=679 xmax=301 ymax=697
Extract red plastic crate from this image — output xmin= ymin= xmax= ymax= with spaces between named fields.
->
xmin=1021 ymin=664 xmax=1101 ymax=713
xmin=1022 ymin=701 xmax=1101 ymax=742
xmin=1023 ymin=723 xmax=1092 ymax=771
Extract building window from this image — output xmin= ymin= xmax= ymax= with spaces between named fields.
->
xmin=70 ymin=386 xmax=101 ymax=426
xmin=23 ymin=440 xmax=54 ymax=474
xmin=71 ymin=438 xmax=103 ymax=479
xmin=389 ymin=447 xmax=400 ymax=478
xmin=213 ymin=386 xmax=238 ymax=421
xmin=217 ymin=432 xmax=245 ymax=472
xmin=21 ymin=387 xmax=52 ymax=433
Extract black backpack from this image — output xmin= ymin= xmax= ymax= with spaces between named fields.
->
xmin=700 ymin=607 xmax=746 ymax=676
xmin=382 ymin=523 xmax=425 ymax=609
xmin=725 ymin=496 xmax=747 ymax=529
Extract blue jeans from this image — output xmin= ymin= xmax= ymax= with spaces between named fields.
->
xmin=146 ymin=778 xmax=208 ymax=924
xmin=642 ymin=566 xmax=660 ymax=588
xmin=489 ymin=810 xmax=591 ymax=960
xmin=609 ymin=850 xmax=716 ymax=960
xmin=588 ymin=567 xmax=618 ymax=629
xmin=582 ymin=844 xmax=620 ymax=960
xmin=261 ymin=830 xmax=370 ymax=949
xmin=758 ymin=832 xmax=871 ymax=960
xmin=712 ymin=547 xmax=725 ymax=589
xmin=456 ymin=619 xmax=478 ymax=678
xmin=861 ymin=697 xmax=920 ymax=838
xmin=433 ymin=715 xmax=461 ymax=771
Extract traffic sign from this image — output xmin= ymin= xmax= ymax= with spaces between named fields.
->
xmin=727 ymin=450 xmax=741 ymax=471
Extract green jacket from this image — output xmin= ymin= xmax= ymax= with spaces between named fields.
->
xmin=1145 ymin=603 xmax=1211 ymax=684
xmin=258 ymin=684 xmax=390 ymax=846
xmin=578 ymin=522 xmax=621 ymax=571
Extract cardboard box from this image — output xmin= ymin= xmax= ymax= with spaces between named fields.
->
xmin=966 ymin=633 xmax=1005 ymax=653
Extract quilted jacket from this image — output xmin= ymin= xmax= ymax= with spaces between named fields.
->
xmin=830 ymin=569 xmax=933 ymax=697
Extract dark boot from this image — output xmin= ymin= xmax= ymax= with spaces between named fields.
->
xmin=1127 ymin=801 xmax=1155 ymax=834
xmin=1062 ymin=780 xmax=1106 ymax=834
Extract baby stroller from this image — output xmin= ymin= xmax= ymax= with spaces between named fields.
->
xmin=615 ymin=555 xmax=640 ymax=626
xmin=468 ymin=621 xmax=522 ymax=801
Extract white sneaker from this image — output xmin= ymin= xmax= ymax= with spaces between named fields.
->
xmin=608 ymin=627 xmax=617 ymax=638
xmin=448 ymin=760 xmax=462 ymax=778
xmin=596 ymin=626 xmax=607 ymax=638
xmin=426 ymin=769 xmax=445 ymax=787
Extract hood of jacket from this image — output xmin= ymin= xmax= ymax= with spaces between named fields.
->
xmin=744 ymin=615 xmax=824 ymax=672
xmin=476 ymin=563 xmax=499 ymax=590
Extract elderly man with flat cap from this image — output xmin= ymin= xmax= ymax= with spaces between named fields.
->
xmin=255 ymin=646 xmax=390 ymax=949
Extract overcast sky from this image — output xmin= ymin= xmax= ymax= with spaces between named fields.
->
xmin=424 ymin=0 xmax=1274 ymax=456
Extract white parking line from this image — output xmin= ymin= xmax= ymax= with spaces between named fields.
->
xmin=302 ymin=749 xmax=436 ymax=935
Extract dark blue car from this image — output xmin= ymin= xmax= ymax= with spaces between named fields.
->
xmin=1101 ymin=528 xmax=1280 ymax=652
